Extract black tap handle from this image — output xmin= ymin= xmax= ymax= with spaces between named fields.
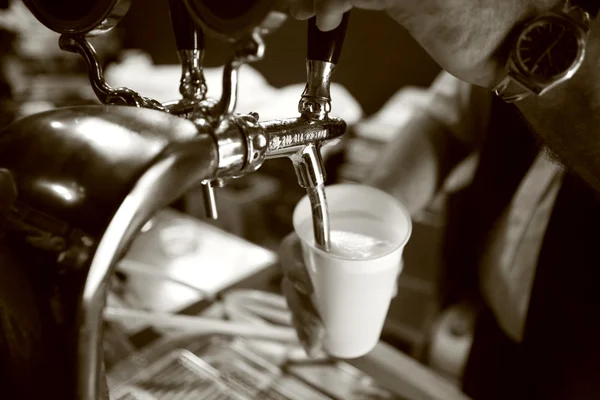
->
xmin=307 ymin=12 xmax=350 ymax=65
xmin=169 ymin=0 xmax=205 ymax=51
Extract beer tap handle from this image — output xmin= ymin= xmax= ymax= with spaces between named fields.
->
xmin=300 ymin=12 xmax=350 ymax=120
xmin=169 ymin=0 xmax=204 ymax=51
xmin=307 ymin=12 xmax=350 ymax=65
xmin=168 ymin=0 xmax=207 ymax=100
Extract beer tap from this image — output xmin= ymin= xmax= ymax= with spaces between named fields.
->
xmin=299 ymin=12 xmax=350 ymax=250
xmin=262 ymin=13 xmax=351 ymax=251
xmin=198 ymin=14 xmax=351 ymax=248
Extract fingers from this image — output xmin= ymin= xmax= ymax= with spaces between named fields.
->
xmin=279 ymin=233 xmax=313 ymax=295
xmin=279 ymin=233 xmax=324 ymax=356
xmin=281 ymin=277 xmax=325 ymax=356
xmin=288 ymin=0 xmax=315 ymax=20
xmin=288 ymin=0 xmax=353 ymax=31
xmin=314 ymin=0 xmax=353 ymax=31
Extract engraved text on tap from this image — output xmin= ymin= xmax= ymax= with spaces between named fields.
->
xmin=269 ymin=129 xmax=328 ymax=151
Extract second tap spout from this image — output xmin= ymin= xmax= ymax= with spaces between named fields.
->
xmin=291 ymin=144 xmax=331 ymax=250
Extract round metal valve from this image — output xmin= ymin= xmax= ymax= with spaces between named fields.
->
xmin=22 ymin=0 xmax=131 ymax=36
xmin=184 ymin=0 xmax=284 ymax=41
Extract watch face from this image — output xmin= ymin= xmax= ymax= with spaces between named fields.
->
xmin=515 ymin=16 xmax=585 ymax=81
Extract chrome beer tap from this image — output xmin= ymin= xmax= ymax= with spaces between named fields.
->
xmin=293 ymin=12 xmax=350 ymax=250
xmin=194 ymin=13 xmax=351 ymax=251
xmin=0 ymin=1 xmax=349 ymax=399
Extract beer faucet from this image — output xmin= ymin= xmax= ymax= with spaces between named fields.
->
xmin=291 ymin=12 xmax=350 ymax=250
xmin=163 ymin=4 xmax=350 ymax=251
xmin=191 ymin=13 xmax=351 ymax=251
xmin=0 ymin=3 xmax=349 ymax=400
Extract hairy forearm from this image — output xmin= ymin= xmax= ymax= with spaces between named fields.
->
xmin=364 ymin=110 xmax=471 ymax=215
xmin=516 ymin=18 xmax=600 ymax=192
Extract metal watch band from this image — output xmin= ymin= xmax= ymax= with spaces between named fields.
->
xmin=493 ymin=75 xmax=532 ymax=103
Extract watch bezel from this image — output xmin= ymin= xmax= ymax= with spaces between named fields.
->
xmin=512 ymin=13 xmax=587 ymax=87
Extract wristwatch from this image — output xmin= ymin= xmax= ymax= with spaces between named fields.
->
xmin=493 ymin=1 xmax=597 ymax=103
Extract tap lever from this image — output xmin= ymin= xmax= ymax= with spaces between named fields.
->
xmin=307 ymin=12 xmax=350 ymax=65
xmin=169 ymin=0 xmax=207 ymax=102
xmin=300 ymin=13 xmax=350 ymax=120
xmin=168 ymin=0 xmax=205 ymax=51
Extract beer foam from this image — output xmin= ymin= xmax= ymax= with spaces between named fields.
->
xmin=325 ymin=230 xmax=395 ymax=259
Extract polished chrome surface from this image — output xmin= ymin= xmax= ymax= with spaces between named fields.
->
xmin=299 ymin=61 xmax=336 ymax=119
xmin=260 ymin=117 xmax=345 ymax=158
xmin=291 ymin=145 xmax=331 ymax=250
xmin=80 ymin=134 xmax=219 ymax=400
xmin=184 ymin=29 xmax=268 ymax=219
xmin=212 ymin=118 xmax=247 ymax=174
xmin=201 ymin=182 xmax=219 ymax=219
xmin=295 ymin=57 xmax=341 ymax=251
xmin=0 ymin=106 xmax=219 ymax=400
xmin=179 ymin=49 xmax=208 ymax=101
xmin=214 ymin=30 xmax=266 ymax=118
xmin=236 ymin=113 xmax=268 ymax=174
xmin=59 ymin=35 xmax=167 ymax=111
xmin=0 ymin=106 xmax=206 ymax=237
xmin=210 ymin=113 xmax=269 ymax=179
xmin=260 ymin=116 xmax=346 ymax=251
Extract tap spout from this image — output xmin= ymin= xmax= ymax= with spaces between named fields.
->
xmin=260 ymin=116 xmax=345 ymax=251
xmin=291 ymin=145 xmax=331 ymax=250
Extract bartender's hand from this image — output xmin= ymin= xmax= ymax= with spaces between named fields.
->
xmin=279 ymin=233 xmax=325 ymax=356
xmin=287 ymin=0 xmax=561 ymax=88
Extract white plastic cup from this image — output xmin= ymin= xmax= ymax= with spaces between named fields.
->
xmin=293 ymin=183 xmax=412 ymax=359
